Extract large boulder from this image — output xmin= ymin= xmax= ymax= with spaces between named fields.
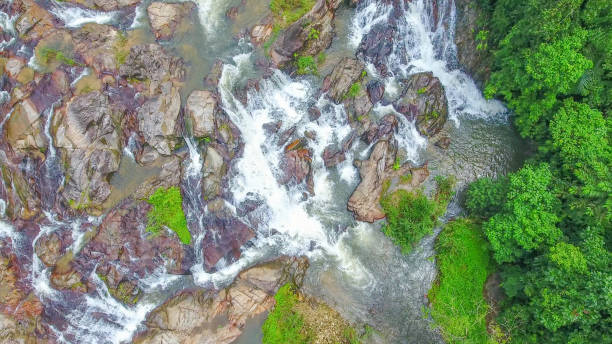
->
xmin=13 ymin=0 xmax=56 ymax=43
xmin=270 ymin=0 xmax=341 ymax=66
xmin=185 ymin=90 xmax=217 ymax=138
xmin=119 ymin=44 xmax=185 ymax=88
xmin=72 ymin=23 xmax=122 ymax=74
xmin=201 ymin=146 xmax=224 ymax=200
xmin=322 ymin=58 xmax=365 ymax=103
xmin=394 ymin=72 xmax=448 ymax=137
xmin=280 ymin=139 xmax=313 ymax=193
xmin=137 ymin=81 xmax=182 ymax=156
xmin=147 ymin=2 xmax=195 ymax=40
xmin=4 ymin=99 xmax=46 ymax=152
xmin=63 ymin=0 xmax=141 ymax=11
xmin=134 ymin=256 xmax=309 ymax=344
xmin=0 ymin=152 xmax=41 ymax=220
xmin=347 ymin=140 xmax=429 ymax=222
xmin=54 ymin=91 xmax=122 ymax=209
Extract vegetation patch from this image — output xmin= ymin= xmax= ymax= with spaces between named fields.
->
xmin=295 ymin=54 xmax=317 ymax=75
xmin=39 ymin=48 xmax=79 ymax=67
xmin=263 ymin=284 xmax=366 ymax=344
xmin=429 ymin=219 xmax=496 ymax=344
xmin=345 ymin=82 xmax=361 ymax=99
xmin=113 ymin=31 xmax=130 ymax=66
xmin=380 ymin=176 xmax=455 ymax=254
xmin=146 ymin=187 xmax=191 ymax=245
xmin=269 ymin=0 xmax=315 ymax=27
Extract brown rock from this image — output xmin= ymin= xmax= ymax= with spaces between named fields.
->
xmin=147 ymin=2 xmax=195 ymax=40
xmin=186 ymin=90 xmax=217 ymax=138
xmin=322 ymin=58 xmax=365 ymax=103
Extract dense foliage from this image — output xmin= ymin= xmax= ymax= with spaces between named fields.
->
xmin=146 ymin=187 xmax=191 ymax=245
xmin=467 ymin=1 xmax=612 ymax=342
xmin=429 ymin=219 xmax=495 ymax=344
xmin=381 ymin=176 xmax=455 ymax=254
xmin=262 ymin=284 xmax=311 ymax=344
xmin=270 ymin=0 xmax=315 ymax=26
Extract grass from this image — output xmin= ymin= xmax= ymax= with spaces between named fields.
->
xmin=269 ymin=0 xmax=315 ymax=27
xmin=295 ymin=55 xmax=317 ymax=75
xmin=380 ymin=175 xmax=456 ymax=254
xmin=429 ymin=219 xmax=495 ymax=343
xmin=263 ymin=284 xmax=311 ymax=344
xmin=146 ymin=187 xmax=191 ymax=245
xmin=113 ymin=31 xmax=129 ymax=66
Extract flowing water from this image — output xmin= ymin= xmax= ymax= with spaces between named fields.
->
xmin=0 ymin=0 xmax=527 ymax=343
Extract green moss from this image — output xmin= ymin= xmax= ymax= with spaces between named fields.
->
xmin=345 ymin=82 xmax=361 ymax=99
xmin=417 ymin=87 xmax=428 ymax=95
xmin=262 ymin=284 xmax=311 ymax=344
xmin=270 ymin=0 xmax=315 ymax=27
xmin=39 ymin=48 xmax=79 ymax=67
xmin=400 ymin=173 xmax=413 ymax=184
xmin=392 ymin=156 xmax=401 ymax=171
xmin=113 ymin=31 xmax=129 ymax=66
xmin=308 ymin=28 xmax=320 ymax=40
xmin=429 ymin=219 xmax=496 ymax=343
xmin=317 ymin=52 xmax=326 ymax=64
xmin=146 ymin=187 xmax=191 ymax=245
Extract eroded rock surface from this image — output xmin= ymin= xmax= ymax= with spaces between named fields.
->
xmin=186 ymin=90 xmax=217 ymax=138
xmin=322 ymin=57 xmax=365 ymax=103
xmin=147 ymin=2 xmax=195 ymax=40
xmin=135 ymin=256 xmax=308 ymax=344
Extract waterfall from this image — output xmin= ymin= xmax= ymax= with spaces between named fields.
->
xmin=49 ymin=0 xmax=118 ymax=28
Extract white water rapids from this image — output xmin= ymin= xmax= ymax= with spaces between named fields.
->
xmin=0 ymin=0 xmax=512 ymax=342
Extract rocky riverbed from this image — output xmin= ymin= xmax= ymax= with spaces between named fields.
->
xmin=0 ymin=0 xmax=526 ymax=343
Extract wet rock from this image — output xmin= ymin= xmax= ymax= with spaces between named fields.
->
xmin=119 ymin=44 xmax=185 ymax=87
xmin=251 ymin=17 xmax=274 ymax=46
xmin=367 ymin=80 xmax=385 ymax=105
xmin=50 ymin=263 xmax=87 ymax=293
xmin=201 ymin=216 xmax=255 ymax=270
xmin=4 ymin=98 xmax=46 ymax=152
xmin=14 ymin=0 xmax=56 ymax=42
xmin=137 ymin=81 xmax=182 ymax=155
xmin=356 ymin=23 xmax=396 ymax=76
xmin=308 ymin=107 xmax=321 ymax=121
xmin=204 ymin=59 xmax=224 ymax=89
xmin=0 ymin=152 xmax=41 ymax=220
xmin=394 ymin=72 xmax=448 ymax=137
xmin=186 ymin=90 xmax=217 ymax=138
xmin=270 ymin=0 xmax=342 ymax=66
xmin=322 ymin=131 xmax=356 ymax=168
xmin=135 ymin=256 xmax=309 ymax=344
xmin=63 ymin=0 xmax=141 ymax=11
xmin=322 ymin=57 xmax=365 ymax=103
xmin=343 ymin=81 xmax=372 ymax=120
xmin=347 ymin=140 xmax=429 ymax=222
xmin=201 ymin=146 xmax=224 ymax=200
xmin=147 ymin=2 xmax=195 ymax=40
xmin=54 ymin=91 xmax=121 ymax=210
xmin=361 ymin=114 xmax=398 ymax=144
xmin=34 ymin=232 xmax=63 ymax=267
xmin=435 ymin=135 xmax=451 ymax=149
xmin=281 ymin=140 xmax=313 ymax=193
xmin=72 ymin=23 xmax=122 ymax=74
xmin=134 ymin=155 xmax=182 ymax=199
xmin=454 ymin=0 xmax=490 ymax=87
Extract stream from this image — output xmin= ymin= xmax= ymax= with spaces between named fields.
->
xmin=0 ymin=0 xmax=526 ymax=343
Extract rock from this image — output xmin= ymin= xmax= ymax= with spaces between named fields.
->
xmin=226 ymin=6 xmax=239 ymax=20
xmin=361 ymin=114 xmax=398 ymax=144
xmin=454 ymin=0 xmax=490 ymax=87
xmin=34 ymin=232 xmax=63 ymax=267
xmin=137 ymin=81 xmax=182 ymax=155
xmin=204 ymin=59 xmax=224 ymax=89
xmin=0 ymin=152 xmax=41 ymax=220
xmin=4 ymin=58 xmax=25 ymax=79
xmin=322 ymin=131 xmax=357 ymax=168
xmin=280 ymin=140 xmax=313 ymax=193
xmin=14 ymin=0 xmax=56 ymax=42
xmin=119 ymin=44 xmax=185 ymax=87
xmin=186 ymin=90 xmax=217 ymax=138
xmin=201 ymin=216 xmax=255 ymax=270
xmin=135 ymin=256 xmax=308 ymax=344
xmin=147 ymin=2 xmax=195 ymax=40
xmin=72 ymin=23 xmax=122 ymax=74
xmin=435 ymin=136 xmax=451 ymax=149
xmin=270 ymin=0 xmax=341 ymax=66
xmin=356 ymin=23 xmax=396 ymax=76
xmin=394 ymin=72 xmax=448 ymax=137
xmin=343 ymin=81 xmax=372 ymax=120
xmin=251 ymin=17 xmax=274 ymax=46
xmin=134 ymin=155 xmax=182 ymax=199
xmin=347 ymin=140 xmax=428 ymax=222
xmin=322 ymin=58 xmax=365 ymax=103
xmin=50 ymin=263 xmax=87 ymax=293
xmin=367 ymin=80 xmax=385 ymax=105
xmin=63 ymin=0 xmax=141 ymax=11
xmin=4 ymin=99 xmax=46 ymax=152
xmin=54 ymin=91 xmax=121 ymax=209
xmin=201 ymin=146 xmax=224 ymax=200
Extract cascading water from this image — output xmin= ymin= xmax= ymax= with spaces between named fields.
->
xmin=49 ymin=0 xmax=118 ymax=28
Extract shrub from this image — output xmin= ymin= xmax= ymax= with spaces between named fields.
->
xmin=146 ymin=187 xmax=191 ymax=245
xmin=345 ymin=82 xmax=361 ymax=98
xmin=269 ymin=0 xmax=315 ymax=26
xmin=295 ymin=55 xmax=317 ymax=75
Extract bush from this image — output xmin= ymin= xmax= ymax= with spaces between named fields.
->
xmin=429 ymin=219 xmax=494 ymax=344
xmin=295 ymin=55 xmax=317 ymax=75
xmin=146 ymin=187 xmax=191 ymax=245
xmin=345 ymin=82 xmax=361 ymax=99
xmin=262 ymin=284 xmax=311 ymax=344
xmin=269 ymin=0 xmax=315 ymax=26
xmin=465 ymin=177 xmax=508 ymax=218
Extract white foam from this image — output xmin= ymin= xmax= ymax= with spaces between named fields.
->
xmin=348 ymin=1 xmax=392 ymax=48
xmin=49 ymin=1 xmax=117 ymax=28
